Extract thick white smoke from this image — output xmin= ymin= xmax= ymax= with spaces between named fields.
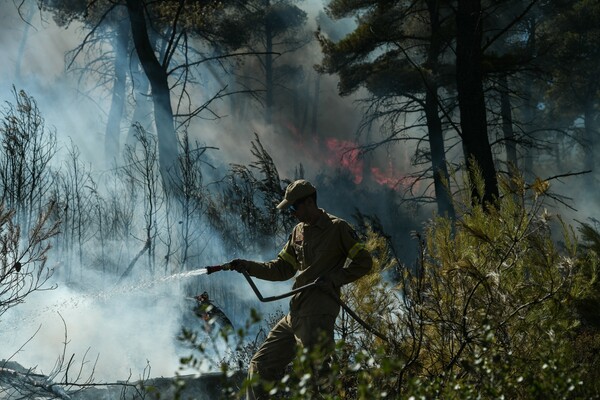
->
xmin=2 ymin=270 xmax=189 ymax=381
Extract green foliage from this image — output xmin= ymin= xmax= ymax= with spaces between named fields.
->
xmin=570 ymin=219 xmax=600 ymax=395
xmin=539 ymin=0 xmax=600 ymax=114
xmin=199 ymin=171 xmax=600 ymax=399
xmin=379 ymin=172 xmax=596 ymax=398
xmin=536 ymin=0 xmax=600 ymax=171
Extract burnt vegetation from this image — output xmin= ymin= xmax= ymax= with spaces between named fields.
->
xmin=1 ymin=0 xmax=600 ymax=398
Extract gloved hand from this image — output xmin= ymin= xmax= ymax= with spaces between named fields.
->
xmin=228 ymin=259 xmax=249 ymax=273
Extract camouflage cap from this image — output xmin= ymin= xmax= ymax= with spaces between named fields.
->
xmin=277 ymin=179 xmax=316 ymax=209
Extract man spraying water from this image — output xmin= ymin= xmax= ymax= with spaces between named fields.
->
xmin=225 ymin=179 xmax=373 ymax=399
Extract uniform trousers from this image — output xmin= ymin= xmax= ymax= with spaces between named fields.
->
xmin=246 ymin=313 xmax=336 ymax=400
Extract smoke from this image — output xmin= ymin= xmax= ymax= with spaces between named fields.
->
xmin=0 ymin=263 xmax=211 ymax=380
xmin=0 ymin=2 xmax=418 ymax=384
xmin=6 ymin=0 xmax=597 ymax=391
xmin=0 ymin=0 xmax=410 ymax=191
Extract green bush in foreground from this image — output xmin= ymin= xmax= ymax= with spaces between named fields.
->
xmin=281 ymin=173 xmax=598 ymax=399
xmin=182 ymin=172 xmax=600 ymax=399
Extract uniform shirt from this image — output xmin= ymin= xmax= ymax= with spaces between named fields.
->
xmin=246 ymin=209 xmax=372 ymax=317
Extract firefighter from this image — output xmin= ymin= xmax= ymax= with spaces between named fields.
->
xmin=229 ymin=179 xmax=373 ymax=399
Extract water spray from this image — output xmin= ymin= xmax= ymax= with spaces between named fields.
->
xmin=204 ymin=264 xmax=231 ymax=274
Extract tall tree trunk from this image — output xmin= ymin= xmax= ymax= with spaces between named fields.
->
xmin=499 ymin=75 xmax=518 ymax=168
xmin=310 ymin=75 xmax=320 ymax=138
xmin=426 ymin=0 xmax=455 ymax=219
xmin=264 ymin=0 xmax=274 ymax=125
xmin=584 ymin=99 xmax=597 ymax=185
xmin=126 ymin=0 xmax=180 ymax=192
xmin=105 ymin=15 xmax=130 ymax=168
xmin=521 ymin=18 xmax=536 ymax=180
xmin=15 ymin=0 xmax=35 ymax=84
xmin=456 ymin=0 xmax=499 ymax=206
xmin=299 ymin=72 xmax=312 ymax=135
xmin=126 ymin=57 xmax=153 ymax=147
xmin=521 ymin=83 xmax=535 ymax=178
xmin=425 ymin=88 xmax=455 ymax=219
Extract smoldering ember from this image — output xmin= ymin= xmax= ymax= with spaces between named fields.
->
xmin=1 ymin=0 xmax=600 ymax=399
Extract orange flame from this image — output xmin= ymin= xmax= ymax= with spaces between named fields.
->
xmin=325 ymin=138 xmax=364 ymax=184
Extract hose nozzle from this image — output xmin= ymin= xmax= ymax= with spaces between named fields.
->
xmin=206 ymin=264 xmax=231 ymax=274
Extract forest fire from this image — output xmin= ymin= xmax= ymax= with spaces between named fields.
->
xmin=2 ymin=0 xmax=599 ymax=397
xmin=325 ymin=137 xmax=364 ymax=183
xmin=325 ymin=137 xmax=414 ymax=190
xmin=282 ymin=117 xmax=414 ymax=191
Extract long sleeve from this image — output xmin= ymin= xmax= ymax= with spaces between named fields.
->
xmin=328 ymin=221 xmax=372 ymax=287
xmin=246 ymin=238 xmax=298 ymax=281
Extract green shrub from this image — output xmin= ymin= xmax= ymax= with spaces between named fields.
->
xmin=271 ymin=172 xmax=599 ymax=399
xmin=180 ymin=172 xmax=600 ymax=399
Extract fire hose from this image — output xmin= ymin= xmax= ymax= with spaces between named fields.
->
xmin=205 ymin=265 xmax=389 ymax=342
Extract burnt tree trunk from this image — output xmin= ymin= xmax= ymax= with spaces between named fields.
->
xmin=425 ymin=88 xmax=455 ymax=218
xmin=126 ymin=0 xmax=180 ymax=192
xmin=456 ymin=0 xmax=499 ymax=205
xmin=521 ymin=17 xmax=536 ymax=180
xmin=425 ymin=0 xmax=455 ymax=219
xmin=264 ymin=0 xmax=274 ymax=124
xmin=15 ymin=0 xmax=35 ymax=83
xmin=126 ymin=50 xmax=153 ymax=148
xmin=310 ymin=74 xmax=320 ymax=138
xmin=126 ymin=74 xmax=153 ymax=147
xmin=499 ymin=74 xmax=518 ymax=168
xmin=105 ymin=15 xmax=130 ymax=167
xmin=584 ymin=98 xmax=597 ymax=185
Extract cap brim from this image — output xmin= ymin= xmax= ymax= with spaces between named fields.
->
xmin=276 ymin=199 xmax=290 ymax=209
